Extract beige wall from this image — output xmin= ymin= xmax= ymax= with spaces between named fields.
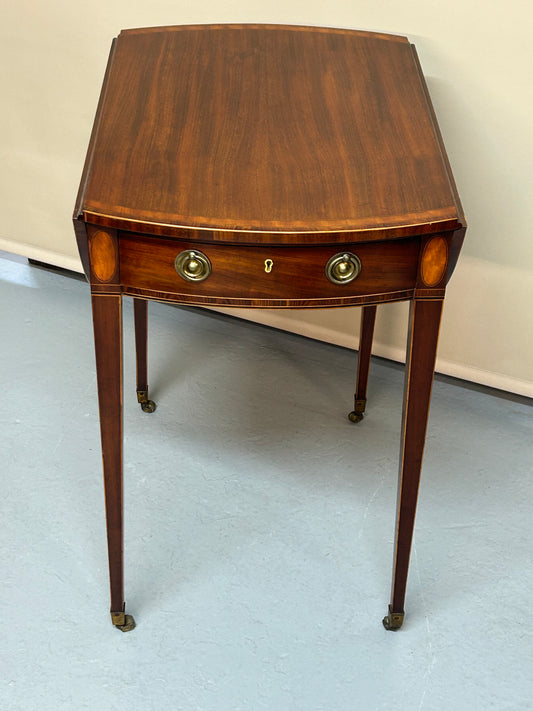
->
xmin=2 ymin=1 xmax=532 ymax=396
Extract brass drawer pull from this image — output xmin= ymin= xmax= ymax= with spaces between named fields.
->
xmin=325 ymin=252 xmax=361 ymax=285
xmin=175 ymin=250 xmax=211 ymax=282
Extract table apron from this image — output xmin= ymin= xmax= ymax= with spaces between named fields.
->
xmin=118 ymin=233 xmax=420 ymax=308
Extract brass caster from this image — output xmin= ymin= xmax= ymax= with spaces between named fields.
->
xmin=348 ymin=398 xmax=366 ymax=423
xmin=137 ymin=390 xmax=156 ymax=413
xmin=382 ymin=606 xmax=404 ymax=631
xmin=111 ymin=610 xmax=136 ymax=632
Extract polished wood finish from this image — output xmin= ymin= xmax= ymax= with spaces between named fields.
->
xmin=391 ymin=298 xmax=444 ymax=614
xmin=92 ymin=293 xmax=124 ymax=615
xmin=354 ymin=305 xmax=377 ymax=414
xmin=76 ymin=24 xmax=463 ymax=240
xmin=133 ymin=298 xmax=148 ymax=394
xmin=119 ymin=233 xmax=420 ymax=308
xmin=421 ymin=236 xmax=449 ymax=287
xmin=89 ymin=230 xmax=119 ymax=283
xmin=74 ymin=24 xmax=466 ymax=630
xmin=88 ymin=226 xmax=124 ymax=617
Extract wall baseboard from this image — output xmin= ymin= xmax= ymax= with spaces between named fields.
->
xmin=0 ymin=238 xmax=83 ymax=274
xmin=211 ymin=307 xmax=533 ymax=400
xmin=371 ymin=341 xmax=533 ymax=399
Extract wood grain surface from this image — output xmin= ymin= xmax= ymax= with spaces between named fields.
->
xmin=118 ymin=232 xmax=420 ymax=307
xmin=78 ymin=24 xmax=463 ymax=238
xmin=76 ymin=25 xmax=467 ymax=630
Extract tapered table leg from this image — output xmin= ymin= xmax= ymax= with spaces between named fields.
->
xmin=383 ymin=298 xmax=444 ymax=630
xmin=91 ymin=292 xmax=135 ymax=632
xmin=133 ymin=298 xmax=156 ymax=413
xmin=349 ymin=305 xmax=377 ymax=423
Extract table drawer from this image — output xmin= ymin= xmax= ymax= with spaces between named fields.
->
xmin=119 ymin=233 xmax=419 ymax=307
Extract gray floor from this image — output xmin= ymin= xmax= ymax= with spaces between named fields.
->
xmin=1 ymin=253 xmax=532 ymax=711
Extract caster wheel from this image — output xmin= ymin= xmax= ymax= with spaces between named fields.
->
xmin=382 ymin=607 xmax=404 ymax=631
xmin=111 ymin=611 xmax=136 ymax=632
xmin=141 ymin=400 xmax=156 ymax=413
xmin=116 ymin=614 xmax=136 ymax=632
xmin=348 ymin=410 xmax=364 ymax=423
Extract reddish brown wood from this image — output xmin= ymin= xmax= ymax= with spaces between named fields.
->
xmin=84 ymin=214 xmax=455 ymax=246
xmin=133 ymin=298 xmax=148 ymax=393
xmin=89 ymin=229 xmax=119 ymax=283
xmin=87 ymin=224 xmax=119 ymax=284
xmin=88 ymin=225 xmax=125 ymax=620
xmin=74 ymin=39 xmax=118 ymax=279
xmin=420 ymin=236 xmax=448 ymax=287
xmin=390 ymin=298 xmax=444 ymax=615
xmin=77 ymin=25 xmax=463 ymax=239
xmin=73 ymin=24 xmax=467 ymax=630
xmin=354 ymin=305 xmax=377 ymax=409
xmin=122 ymin=286 xmax=414 ymax=310
xmin=122 ymin=23 xmax=406 ymax=42
xmin=91 ymin=292 xmax=124 ymax=615
xmin=118 ymin=233 xmax=419 ymax=307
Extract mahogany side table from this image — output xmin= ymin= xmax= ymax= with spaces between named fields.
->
xmin=73 ymin=24 xmax=466 ymax=632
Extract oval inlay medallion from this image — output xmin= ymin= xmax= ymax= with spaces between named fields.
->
xmin=90 ymin=230 xmax=117 ymax=282
xmin=421 ymin=236 xmax=448 ymax=287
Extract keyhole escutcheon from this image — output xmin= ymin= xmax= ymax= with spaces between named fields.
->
xmin=264 ymin=259 xmax=274 ymax=273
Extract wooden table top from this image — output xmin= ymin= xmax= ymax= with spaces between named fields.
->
xmin=76 ymin=24 xmax=464 ymax=242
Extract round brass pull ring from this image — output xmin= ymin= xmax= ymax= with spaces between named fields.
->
xmin=325 ymin=252 xmax=361 ymax=285
xmin=175 ymin=250 xmax=212 ymax=282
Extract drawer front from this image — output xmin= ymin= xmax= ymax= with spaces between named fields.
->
xmin=119 ymin=233 xmax=419 ymax=307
